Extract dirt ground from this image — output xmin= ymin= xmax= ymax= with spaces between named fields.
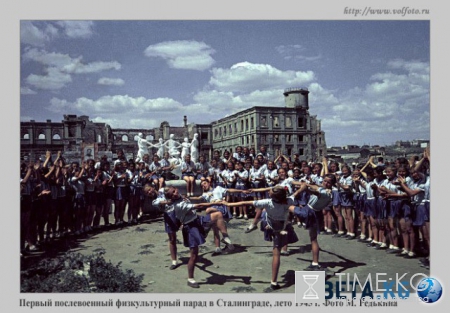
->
xmin=20 ymin=209 xmax=429 ymax=294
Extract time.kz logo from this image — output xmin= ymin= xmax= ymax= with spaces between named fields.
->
xmin=416 ymin=277 xmax=443 ymax=304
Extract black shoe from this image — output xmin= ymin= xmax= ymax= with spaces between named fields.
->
xmin=169 ymin=263 xmax=180 ymax=270
xmin=280 ymin=250 xmax=289 ymax=256
xmin=375 ymin=245 xmax=388 ymax=250
xmin=187 ymin=281 xmax=199 ymax=288
xmin=304 ymin=264 xmax=324 ymax=271
xmin=211 ymin=250 xmax=222 ymax=256
xmin=418 ymin=257 xmax=428 ymax=264
xmin=420 ymin=259 xmax=430 ymax=269
xmin=357 ymin=238 xmax=366 ymax=242
xmin=366 ymin=242 xmax=376 ymax=247
xmin=403 ymin=253 xmax=417 ymax=259
xmin=346 ymin=235 xmax=356 ymax=240
xmin=245 ymin=224 xmax=257 ymax=233
xmin=386 ymin=248 xmax=401 ymax=254
xmin=264 ymin=284 xmax=281 ymax=292
xmin=333 ymin=233 xmax=345 ymax=238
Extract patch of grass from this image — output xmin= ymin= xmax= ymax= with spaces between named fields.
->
xmin=21 ymin=252 xmax=144 ymax=293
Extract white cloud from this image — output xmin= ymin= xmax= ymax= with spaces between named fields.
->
xmin=48 ymin=98 xmax=72 ymax=113
xmin=23 ymin=48 xmax=121 ymax=74
xmin=47 ymin=95 xmax=193 ymax=129
xmin=144 ymin=40 xmax=215 ymax=71
xmin=275 ymin=44 xmax=322 ymax=62
xmin=316 ymin=59 xmax=430 ymax=145
xmin=98 ymin=77 xmax=125 ymax=86
xmin=56 ymin=21 xmax=95 ymax=39
xmin=91 ymin=117 xmax=161 ymax=129
xmin=209 ymin=62 xmax=315 ymax=93
xmin=26 ymin=68 xmax=73 ymax=90
xmin=20 ymin=21 xmax=56 ymax=47
xmin=48 ymin=95 xmax=184 ymax=115
xmin=22 ymin=48 xmax=121 ymax=90
xmin=20 ymin=87 xmax=37 ymax=95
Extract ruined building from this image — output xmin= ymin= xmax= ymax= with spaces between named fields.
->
xmin=20 ymin=88 xmax=327 ymax=163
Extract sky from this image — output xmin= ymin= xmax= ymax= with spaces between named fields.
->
xmin=20 ymin=20 xmax=430 ymax=147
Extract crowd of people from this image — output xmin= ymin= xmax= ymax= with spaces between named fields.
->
xmin=20 ymin=144 xmax=431 ymax=291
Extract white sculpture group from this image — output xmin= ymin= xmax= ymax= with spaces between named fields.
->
xmin=135 ymin=133 xmax=199 ymax=165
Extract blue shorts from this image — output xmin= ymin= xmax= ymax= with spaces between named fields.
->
xmin=293 ymin=206 xmax=320 ymax=233
xmin=164 ymin=210 xmax=180 ymax=234
xmin=105 ymin=186 xmax=115 ymax=200
xmin=182 ymin=173 xmax=195 ymax=179
xmin=85 ymin=191 xmax=96 ymax=206
xmin=331 ymin=190 xmax=340 ymax=206
xmin=74 ymin=194 xmax=86 ymax=209
xmin=354 ymin=193 xmax=366 ymax=211
xmin=400 ymin=201 xmax=413 ymax=221
xmin=211 ymin=204 xmax=233 ymax=220
xmin=388 ymin=199 xmax=403 ymax=218
xmin=130 ymin=186 xmax=142 ymax=196
xmin=95 ymin=192 xmax=105 ymax=207
xmin=376 ymin=197 xmax=388 ymax=220
xmin=260 ymin=211 xmax=298 ymax=247
xmin=413 ymin=202 xmax=430 ymax=226
xmin=115 ymin=186 xmax=129 ymax=201
xmin=339 ymin=192 xmax=354 ymax=207
xmin=234 ymin=184 xmax=248 ymax=200
xmin=181 ymin=215 xmax=211 ymax=248
xmin=364 ymin=198 xmax=377 ymax=217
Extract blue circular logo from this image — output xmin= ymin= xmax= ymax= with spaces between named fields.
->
xmin=417 ymin=277 xmax=443 ymax=303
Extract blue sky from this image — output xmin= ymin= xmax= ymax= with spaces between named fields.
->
xmin=20 ymin=20 xmax=430 ymax=147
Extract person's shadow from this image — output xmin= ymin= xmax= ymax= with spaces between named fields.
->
xmin=179 ymin=246 xmax=252 ymax=289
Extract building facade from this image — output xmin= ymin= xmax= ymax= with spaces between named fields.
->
xmin=20 ymin=88 xmax=327 ymax=163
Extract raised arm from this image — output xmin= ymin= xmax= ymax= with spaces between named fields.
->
xmin=413 ymin=149 xmax=429 ymax=173
xmin=43 ymin=150 xmax=52 ymax=168
xmin=321 ymin=157 xmax=328 ymax=176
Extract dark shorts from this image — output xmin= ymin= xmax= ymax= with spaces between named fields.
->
xmin=400 ymin=201 xmax=413 ymax=221
xmin=376 ymin=197 xmax=388 ymax=220
xmin=130 ymin=186 xmax=142 ymax=197
xmin=74 ymin=194 xmax=86 ymax=209
xmin=95 ymin=192 xmax=105 ymax=207
xmin=388 ymin=199 xmax=403 ymax=219
xmin=182 ymin=173 xmax=195 ymax=179
xmin=211 ymin=204 xmax=233 ymax=220
xmin=251 ymin=181 xmax=266 ymax=198
xmin=331 ymin=190 xmax=340 ymax=206
xmin=85 ymin=191 xmax=96 ymax=206
xmin=260 ymin=212 xmax=298 ymax=247
xmin=181 ymin=216 xmax=211 ymax=248
xmin=339 ymin=192 xmax=354 ymax=207
xmin=164 ymin=210 xmax=180 ymax=234
xmin=293 ymin=205 xmax=320 ymax=234
xmin=105 ymin=186 xmax=115 ymax=200
xmin=354 ymin=193 xmax=366 ymax=211
xmin=21 ymin=195 xmax=32 ymax=213
xmin=234 ymin=184 xmax=248 ymax=200
xmin=364 ymin=198 xmax=377 ymax=217
xmin=413 ymin=202 xmax=430 ymax=226
xmin=151 ymin=174 xmax=162 ymax=180
xmin=115 ymin=186 xmax=129 ymax=201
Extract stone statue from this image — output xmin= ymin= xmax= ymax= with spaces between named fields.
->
xmin=164 ymin=134 xmax=181 ymax=159
xmin=150 ymin=138 xmax=165 ymax=159
xmin=190 ymin=133 xmax=199 ymax=163
xmin=135 ymin=133 xmax=152 ymax=163
xmin=181 ymin=137 xmax=191 ymax=161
